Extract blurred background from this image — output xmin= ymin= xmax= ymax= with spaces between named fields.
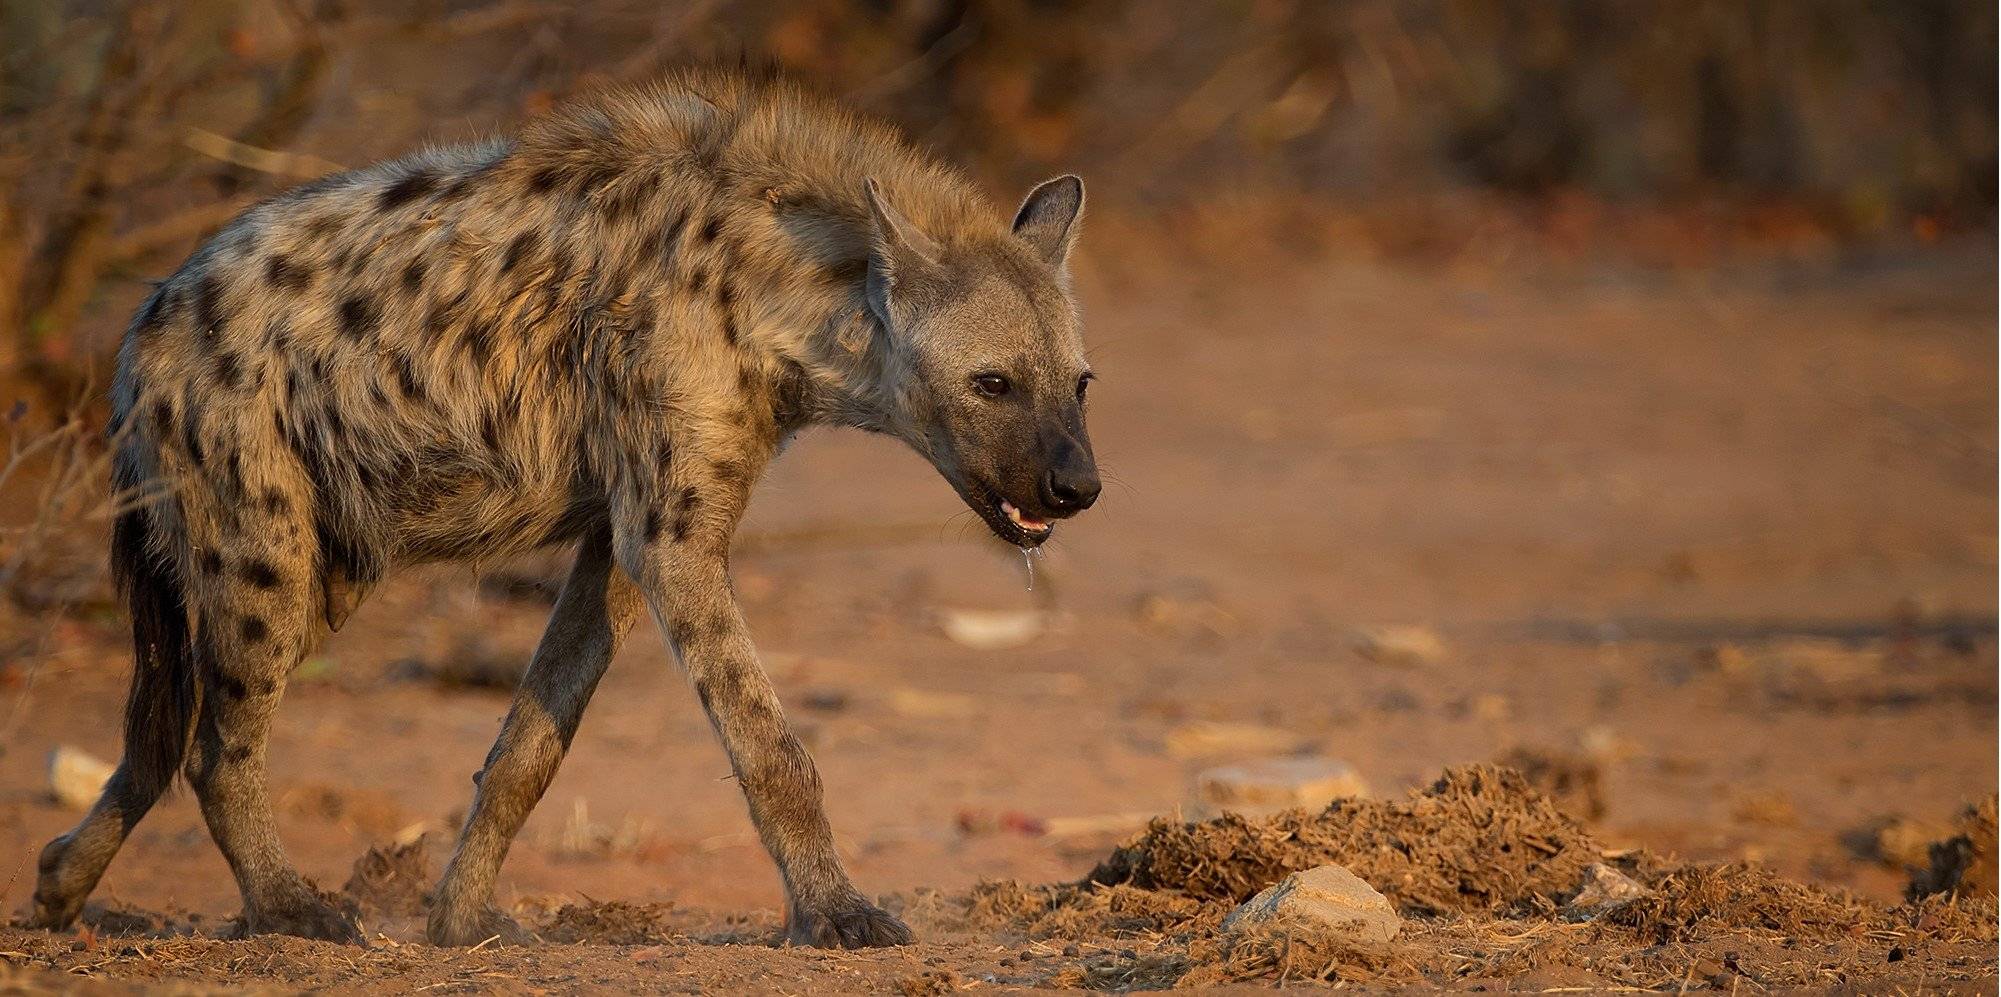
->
xmin=0 ymin=0 xmax=1994 ymax=965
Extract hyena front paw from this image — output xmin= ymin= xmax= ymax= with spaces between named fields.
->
xmin=246 ymin=887 xmax=364 ymax=945
xmin=787 ymin=897 xmax=912 ymax=949
xmin=426 ymin=904 xmax=537 ymax=948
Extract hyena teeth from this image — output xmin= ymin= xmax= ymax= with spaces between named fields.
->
xmin=1002 ymin=500 xmax=1049 ymax=532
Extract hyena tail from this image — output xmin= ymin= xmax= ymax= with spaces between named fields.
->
xmin=110 ymin=456 xmax=198 ymax=798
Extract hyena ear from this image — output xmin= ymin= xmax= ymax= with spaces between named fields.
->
xmin=862 ymin=177 xmax=942 ymax=327
xmin=1012 ymin=175 xmax=1084 ymax=266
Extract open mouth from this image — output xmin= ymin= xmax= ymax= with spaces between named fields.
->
xmin=1000 ymin=499 xmax=1050 ymax=537
xmin=972 ymin=487 xmax=1053 ymax=548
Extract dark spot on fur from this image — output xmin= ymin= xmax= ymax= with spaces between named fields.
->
xmin=265 ymin=254 xmax=311 ymax=291
xmin=700 ymin=216 xmax=722 ymax=243
xmin=690 ymin=269 xmax=709 ymax=294
xmin=394 ymin=354 xmax=426 ymax=401
xmin=240 ymin=560 xmax=282 ymax=589
xmin=193 ymin=273 xmax=226 ymax=337
xmin=462 ymin=318 xmax=497 ymax=369
xmin=401 ymin=257 xmax=429 ymax=293
xmin=213 ymin=351 xmax=241 ymax=389
xmin=529 ymin=168 xmax=561 ymax=193
xmin=239 ymin=616 xmax=268 ymax=644
xmin=657 ymin=213 xmax=688 ymax=259
xmin=822 ymin=258 xmax=867 ymax=287
xmin=772 ymin=359 xmax=811 ymax=428
xmin=131 ymin=286 xmax=170 ymax=337
xmin=722 ymin=313 xmax=740 ymax=347
xmin=379 ymin=168 xmax=439 ymax=210
xmin=338 ymin=295 xmax=377 ymax=339
xmin=261 ymin=488 xmax=290 ymax=514
xmin=672 ymin=485 xmax=700 ymax=542
xmin=501 ymin=231 xmax=539 ymax=274
xmin=151 ymin=399 xmax=173 ymax=434
xmin=644 ymin=507 xmax=664 ymax=543
xmin=200 ymin=550 xmax=223 ymax=576
xmin=183 ymin=416 xmax=205 ymax=467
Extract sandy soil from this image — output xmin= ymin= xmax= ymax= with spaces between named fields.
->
xmin=0 ymin=237 xmax=1994 ymax=991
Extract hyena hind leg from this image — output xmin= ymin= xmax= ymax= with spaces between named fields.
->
xmin=183 ymin=526 xmax=362 ymax=944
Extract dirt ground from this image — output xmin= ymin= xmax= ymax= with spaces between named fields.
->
xmin=0 ymin=235 xmax=1994 ymax=992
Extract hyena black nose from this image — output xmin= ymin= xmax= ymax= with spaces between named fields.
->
xmin=1042 ymin=466 xmax=1101 ymax=513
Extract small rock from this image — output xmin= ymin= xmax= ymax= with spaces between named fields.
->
xmin=1163 ymin=721 xmax=1301 ymax=760
xmin=1563 ymin=863 xmax=1651 ymax=918
xmin=1352 ymin=625 xmax=1446 ymax=667
xmin=938 ymin=608 xmax=1043 ymax=651
xmin=49 ymin=745 xmax=115 ymax=810
xmin=1196 ymin=757 xmax=1369 ymax=813
xmin=1222 ymin=865 xmax=1400 ymax=943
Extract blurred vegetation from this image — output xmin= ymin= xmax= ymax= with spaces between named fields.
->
xmin=0 ymin=0 xmax=1993 ymax=394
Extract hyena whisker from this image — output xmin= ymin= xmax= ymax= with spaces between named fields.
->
xmin=32 ymin=64 xmax=1103 ymax=952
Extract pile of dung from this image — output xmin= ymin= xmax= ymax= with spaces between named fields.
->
xmin=1088 ymin=764 xmax=1601 ymax=915
xmin=1175 ymin=920 xmax=1406 ymax=988
xmin=1601 ymin=862 xmax=1879 ymax=944
xmin=342 ymin=838 xmax=432 ymax=918
xmin=536 ymin=900 xmax=681 ymax=945
xmin=955 ymin=881 xmax=1223 ymax=940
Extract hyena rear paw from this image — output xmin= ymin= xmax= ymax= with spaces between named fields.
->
xmin=787 ymin=896 xmax=912 ymax=949
xmin=426 ymin=904 xmax=537 ymax=948
xmin=25 ymin=834 xmax=87 ymax=930
xmin=245 ymin=886 xmax=364 ymax=945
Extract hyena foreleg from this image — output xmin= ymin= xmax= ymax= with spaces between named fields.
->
xmin=626 ymin=481 xmax=912 ymax=949
xmin=428 ymin=524 xmax=643 ymax=946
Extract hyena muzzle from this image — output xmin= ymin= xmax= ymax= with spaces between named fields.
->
xmin=29 ymin=65 xmax=1098 ymax=948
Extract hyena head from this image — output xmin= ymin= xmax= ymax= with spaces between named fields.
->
xmin=861 ymin=174 xmax=1098 ymax=548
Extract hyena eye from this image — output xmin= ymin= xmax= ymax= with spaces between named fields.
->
xmin=1076 ymin=372 xmax=1094 ymax=400
xmin=972 ymin=373 xmax=1011 ymax=397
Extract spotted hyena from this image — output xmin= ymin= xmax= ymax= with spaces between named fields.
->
xmin=30 ymin=65 xmax=1098 ymax=948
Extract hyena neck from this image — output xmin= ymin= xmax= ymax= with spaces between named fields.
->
xmin=499 ymin=72 xmax=998 ymax=440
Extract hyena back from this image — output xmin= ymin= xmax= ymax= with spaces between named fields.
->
xmin=30 ymin=65 xmax=1099 ymax=948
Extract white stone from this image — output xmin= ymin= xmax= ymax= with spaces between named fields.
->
xmin=1196 ymin=757 xmax=1369 ymax=812
xmin=1564 ymin=862 xmax=1651 ymax=918
xmin=48 ymin=745 xmax=114 ymax=811
xmin=1223 ymin=865 xmax=1400 ymax=943
xmin=1351 ymin=625 xmax=1446 ymax=667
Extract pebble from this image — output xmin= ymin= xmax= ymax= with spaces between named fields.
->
xmin=48 ymin=745 xmax=114 ymax=811
xmin=1196 ymin=756 xmax=1368 ymax=813
xmin=1222 ymin=864 xmax=1401 ymax=943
